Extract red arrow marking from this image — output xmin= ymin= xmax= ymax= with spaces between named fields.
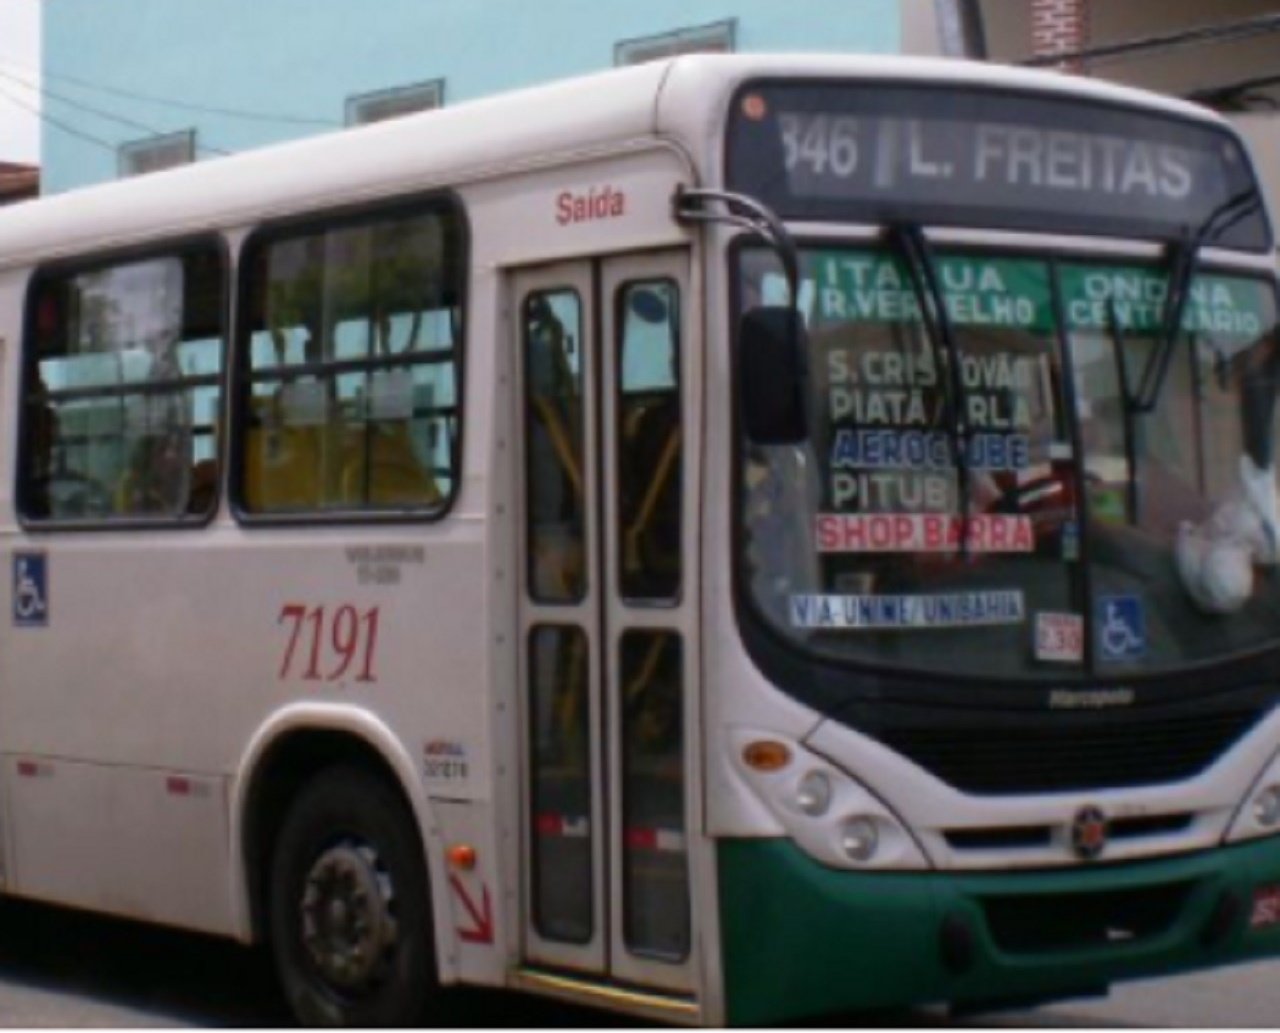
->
xmin=449 ymin=874 xmax=494 ymax=945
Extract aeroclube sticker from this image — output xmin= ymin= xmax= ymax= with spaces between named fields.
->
xmin=790 ymin=590 xmax=1025 ymax=630
xmin=1035 ymin=612 xmax=1084 ymax=664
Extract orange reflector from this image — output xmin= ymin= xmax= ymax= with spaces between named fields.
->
xmin=742 ymin=740 xmax=791 ymax=772
xmin=447 ymin=843 xmax=478 ymax=871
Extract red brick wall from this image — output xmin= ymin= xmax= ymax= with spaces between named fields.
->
xmin=1031 ymin=0 xmax=1090 ymax=71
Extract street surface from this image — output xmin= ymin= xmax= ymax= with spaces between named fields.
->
xmin=0 ymin=895 xmax=1273 ymax=1026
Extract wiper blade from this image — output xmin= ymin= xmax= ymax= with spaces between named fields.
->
xmin=1134 ymin=187 xmax=1261 ymax=413
xmin=887 ymin=223 xmax=972 ymax=554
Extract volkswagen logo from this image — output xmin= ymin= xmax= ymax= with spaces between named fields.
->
xmin=1071 ymin=805 xmax=1108 ymax=860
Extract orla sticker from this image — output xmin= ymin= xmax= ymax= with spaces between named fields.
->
xmin=790 ymin=590 xmax=1024 ymax=630
xmin=815 ymin=512 xmax=1034 ymax=553
xmin=1035 ymin=612 xmax=1084 ymax=663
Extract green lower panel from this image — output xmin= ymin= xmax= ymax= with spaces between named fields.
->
xmin=718 ymin=836 xmax=1280 ymax=1025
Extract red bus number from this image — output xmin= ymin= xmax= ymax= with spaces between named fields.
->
xmin=278 ymin=603 xmax=380 ymax=683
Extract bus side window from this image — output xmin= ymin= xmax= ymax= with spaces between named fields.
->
xmin=20 ymin=247 xmax=225 ymax=524
xmin=237 ymin=202 xmax=464 ymax=518
xmin=616 ymin=280 xmax=681 ymax=602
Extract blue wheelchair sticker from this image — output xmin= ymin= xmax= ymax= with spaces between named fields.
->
xmin=13 ymin=552 xmax=48 ymax=627
xmin=1096 ymin=594 xmax=1145 ymax=662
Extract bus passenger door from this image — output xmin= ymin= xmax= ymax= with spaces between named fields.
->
xmin=514 ymin=250 xmax=697 ymax=997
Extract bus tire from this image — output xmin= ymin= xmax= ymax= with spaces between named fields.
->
xmin=268 ymin=765 xmax=435 ymax=1027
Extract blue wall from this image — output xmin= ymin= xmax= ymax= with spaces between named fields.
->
xmin=42 ymin=0 xmax=900 ymax=193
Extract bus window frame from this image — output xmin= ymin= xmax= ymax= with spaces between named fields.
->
xmin=16 ymin=233 xmax=232 ymax=534
xmin=228 ymin=190 xmax=470 ymax=527
xmin=727 ymin=230 xmax=1280 ymax=716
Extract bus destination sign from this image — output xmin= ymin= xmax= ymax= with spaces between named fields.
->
xmin=727 ymin=82 xmax=1268 ymax=251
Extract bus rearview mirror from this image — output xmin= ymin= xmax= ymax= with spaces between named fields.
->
xmin=739 ymin=307 xmax=808 ymax=445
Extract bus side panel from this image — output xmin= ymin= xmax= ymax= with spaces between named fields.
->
xmin=0 ymin=526 xmax=490 ymax=936
xmin=3 ymin=756 xmax=232 ymax=933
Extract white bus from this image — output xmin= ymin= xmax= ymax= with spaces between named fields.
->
xmin=1 ymin=53 xmax=1280 ymax=1026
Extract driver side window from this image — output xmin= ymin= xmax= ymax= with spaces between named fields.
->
xmin=20 ymin=245 xmax=225 ymax=523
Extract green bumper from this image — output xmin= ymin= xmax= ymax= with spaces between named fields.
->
xmin=718 ymin=836 xmax=1280 ymax=1025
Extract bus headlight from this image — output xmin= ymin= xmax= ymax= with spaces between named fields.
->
xmin=729 ymin=728 xmax=929 ymax=870
xmin=1226 ymin=749 xmax=1280 ymax=843
xmin=795 ymin=770 xmax=833 ymax=817
xmin=1255 ymin=786 xmax=1280 ymax=828
xmin=839 ymin=816 xmax=880 ymax=862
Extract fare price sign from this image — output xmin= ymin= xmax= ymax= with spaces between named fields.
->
xmin=728 ymin=82 xmax=1268 ymax=251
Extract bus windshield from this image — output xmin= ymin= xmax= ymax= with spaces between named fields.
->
xmin=737 ymin=246 xmax=1280 ymax=679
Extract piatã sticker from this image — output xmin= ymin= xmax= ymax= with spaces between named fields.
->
xmin=1035 ymin=612 xmax=1084 ymax=663
xmin=815 ymin=513 xmax=1034 ymax=553
xmin=790 ymin=590 xmax=1024 ymax=630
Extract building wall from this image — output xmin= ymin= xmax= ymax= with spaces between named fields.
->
xmin=41 ymin=0 xmax=901 ymax=194
xmin=982 ymin=0 xmax=1280 ymax=96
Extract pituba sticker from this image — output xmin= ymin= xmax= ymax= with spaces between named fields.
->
xmin=1035 ymin=611 xmax=1084 ymax=663
xmin=790 ymin=590 xmax=1025 ymax=630
xmin=815 ymin=513 xmax=1034 ymax=553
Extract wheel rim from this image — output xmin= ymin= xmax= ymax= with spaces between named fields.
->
xmin=300 ymin=838 xmax=398 ymax=992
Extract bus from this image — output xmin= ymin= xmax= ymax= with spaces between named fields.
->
xmin=0 ymin=52 xmax=1279 ymax=1026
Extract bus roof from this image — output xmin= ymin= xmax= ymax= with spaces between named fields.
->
xmin=0 ymin=53 xmax=1240 ymax=270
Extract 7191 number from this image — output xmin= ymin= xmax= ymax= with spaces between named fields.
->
xmin=277 ymin=603 xmax=380 ymax=683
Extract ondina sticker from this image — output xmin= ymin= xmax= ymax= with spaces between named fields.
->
xmin=790 ymin=590 xmax=1025 ymax=630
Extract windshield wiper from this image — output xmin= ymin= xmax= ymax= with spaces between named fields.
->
xmin=1133 ymin=187 xmax=1262 ymax=413
xmin=887 ymin=223 xmax=972 ymax=555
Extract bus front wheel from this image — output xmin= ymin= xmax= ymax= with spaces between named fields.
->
xmin=268 ymin=765 xmax=435 ymax=1026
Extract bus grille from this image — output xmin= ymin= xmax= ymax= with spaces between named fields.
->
xmin=879 ymin=707 xmax=1266 ymax=795
xmin=980 ymin=881 xmax=1195 ymax=955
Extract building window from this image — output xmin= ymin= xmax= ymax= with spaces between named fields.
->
xmin=20 ymin=243 xmax=226 ymax=524
xmin=345 ymin=80 xmax=445 ymax=126
xmin=235 ymin=198 xmax=465 ymax=519
xmin=118 ymin=130 xmax=196 ymax=178
xmin=615 ymin=19 xmax=736 ymax=66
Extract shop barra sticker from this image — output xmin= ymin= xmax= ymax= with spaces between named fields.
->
xmin=790 ymin=590 xmax=1025 ymax=630
xmin=1035 ymin=611 xmax=1084 ymax=663
xmin=815 ymin=512 xmax=1034 ymax=553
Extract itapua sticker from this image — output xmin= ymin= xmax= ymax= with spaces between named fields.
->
xmin=1034 ymin=611 xmax=1084 ymax=664
xmin=12 ymin=551 xmax=47 ymax=627
xmin=1095 ymin=595 xmax=1146 ymax=662
xmin=790 ymin=590 xmax=1025 ymax=631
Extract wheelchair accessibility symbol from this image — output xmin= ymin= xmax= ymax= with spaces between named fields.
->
xmin=1096 ymin=595 xmax=1144 ymax=662
xmin=13 ymin=552 xmax=48 ymax=627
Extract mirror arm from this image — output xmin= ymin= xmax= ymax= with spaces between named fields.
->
xmin=674 ymin=186 xmax=799 ymax=304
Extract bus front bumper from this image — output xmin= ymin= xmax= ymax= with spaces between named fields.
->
xmin=717 ymin=835 xmax=1280 ymax=1025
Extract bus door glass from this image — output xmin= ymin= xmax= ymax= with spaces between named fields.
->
xmin=514 ymin=251 xmax=696 ymax=994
